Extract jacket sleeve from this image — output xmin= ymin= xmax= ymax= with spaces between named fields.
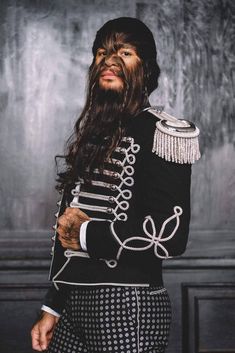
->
xmin=85 ymin=150 xmax=192 ymax=262
xmin=42 ymin=284 xmax=68 ymax=315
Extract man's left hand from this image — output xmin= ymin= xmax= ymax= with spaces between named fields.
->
xmin=56 ymin=207 xmax=90 ymax=250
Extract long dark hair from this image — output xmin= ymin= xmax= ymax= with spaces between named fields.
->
xmin=55 ymin=18 xmax=160 ymax=191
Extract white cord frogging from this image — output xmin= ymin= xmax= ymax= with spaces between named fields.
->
xmin=110 ymin=206 xmax=183 ymax=261
xmin=58 ymin=206 xmax=183 ymax=270
xmin=51 ymin=205 xmax=183 ymax=277
xmin=51 ymin=135 xmax=184 ymax=275
xmin=48 ymin=190 xmax=65 ymax=279
xmin=69 ymin=137 xmax=140 ymax=222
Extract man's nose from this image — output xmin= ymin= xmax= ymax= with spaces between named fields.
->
xmin=104 ymin=53 xmax=118 ymax=66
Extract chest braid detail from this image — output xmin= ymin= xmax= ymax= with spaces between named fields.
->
xmin=70 ymin=137 xmax=140 ymax=222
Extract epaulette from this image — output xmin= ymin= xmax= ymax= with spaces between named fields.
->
xmin=145 ymin=106 xmax=201 ymax=164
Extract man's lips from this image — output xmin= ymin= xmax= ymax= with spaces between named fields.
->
xmin=100 ymin=70 xmax=120 ymax=79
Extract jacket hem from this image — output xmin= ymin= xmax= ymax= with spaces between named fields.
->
xmin=53 ymin=280 xmax=150 ymax=287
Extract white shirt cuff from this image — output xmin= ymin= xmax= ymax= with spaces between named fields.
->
xmin=80 ymin=221 xmax=90 ymax=251
xmin=41 ymin=305 xmax=60 ymax=317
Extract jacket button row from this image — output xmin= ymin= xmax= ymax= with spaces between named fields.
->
xmin=106 ymin=208 xmax=113 ymax=214
xmin=108 ymin=196 xmax=115 ymax=203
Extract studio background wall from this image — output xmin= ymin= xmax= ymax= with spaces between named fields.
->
xmin=0 ymin=1 xmax=234 ymax=353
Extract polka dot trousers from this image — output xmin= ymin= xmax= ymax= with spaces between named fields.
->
xmin=46 ymin=286 xmax=172 ymax=353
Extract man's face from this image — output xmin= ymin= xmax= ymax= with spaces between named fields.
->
xmin=94 ymin=43 xmax=142 ymax=92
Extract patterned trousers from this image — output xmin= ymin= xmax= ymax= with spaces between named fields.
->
xmin=46 ymin=285 xmax=172 ymax=353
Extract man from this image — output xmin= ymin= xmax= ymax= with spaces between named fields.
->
xmin=31 ymin=17 xmax=200 ymax=353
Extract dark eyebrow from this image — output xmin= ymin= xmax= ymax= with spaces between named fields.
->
xmin=122 ymin=44 xmax=136 ymax=49
xmin=97 ymin=43 xmax=137 ymax=53
xmin=116 ymin=43 xmax=137 ymax=51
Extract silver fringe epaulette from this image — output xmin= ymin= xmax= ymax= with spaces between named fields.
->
xmin=146 ymin=106 xmax=201 ymax=164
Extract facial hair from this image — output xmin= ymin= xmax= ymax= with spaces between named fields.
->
xmin=70 ymin=57 xmax=147 ymax=181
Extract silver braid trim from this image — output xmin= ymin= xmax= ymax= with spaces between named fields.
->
xmin=70 ymin=137 xmax=140 ymax=222
xmin=109 ymin=206 xmax=183 ymax=265
xmin=152 ymin=128 xmax=201 ymax=164
xmin=147 ymin=107 xmax=201 ymax=164
xmin=48 ymin=189 xmax=65 ymax=280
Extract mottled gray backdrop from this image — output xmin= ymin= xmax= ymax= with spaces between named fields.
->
xmin=0 ymin=1 xmax=235 ymax=353
xmin=0 ymin=0 xmax=234 ymax=233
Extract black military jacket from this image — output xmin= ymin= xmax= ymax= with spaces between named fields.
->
xmin=44 ymin=109 xmax=192 ymax=313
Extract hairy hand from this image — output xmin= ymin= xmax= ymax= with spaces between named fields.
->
xmin=57 ymin=207 xmax=90 ymax=250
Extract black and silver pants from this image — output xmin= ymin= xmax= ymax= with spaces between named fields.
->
xmin=47 ymin=285 xmax=172 ymax=353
